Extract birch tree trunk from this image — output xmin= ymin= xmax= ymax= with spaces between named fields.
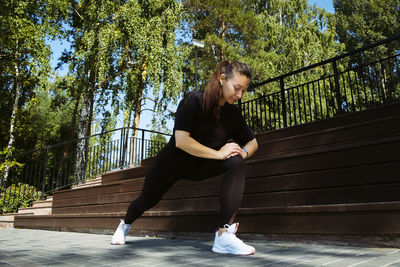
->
xmin=132 ymin=96 xmax=142 ymax=164
xmin=55 ymin=91 xmax=81 ymax=188
xmin=221 ymin=20 xmax=226 ymax=61
xmin=2 ymin=46 xmax=21 ymax=184
xmin=129 ymin=66 xmax=145 ymax=166
xmin=121 ymin=105 xmax=132 ymax=167
xmin=75 ymin=68 xmax=93 ymax=184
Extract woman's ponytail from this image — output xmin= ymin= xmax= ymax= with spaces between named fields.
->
xmin=203 ymin=60 xmax=230 ymax=117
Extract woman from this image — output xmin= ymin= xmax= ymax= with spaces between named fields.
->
xmin=111 ymin=60 xmax=258 ymax=256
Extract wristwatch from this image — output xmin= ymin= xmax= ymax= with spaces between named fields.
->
xmin=242 ymin=147 xmax=249 ymax=158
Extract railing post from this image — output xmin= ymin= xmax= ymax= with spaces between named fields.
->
xmin=141 ymin=130 xmax=145 ymax=163
xmin=42 ymin=148 xmax=48 ymax=194
xmin=119 ymin=128 xmax=124 ymax=168
xmin=332 ymin=60 xmax=343 ymax=113
xmin=280 ymin=78 xmax=287 ymax=128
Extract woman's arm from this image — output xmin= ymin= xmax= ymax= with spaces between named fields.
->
xmin=237 ymin=138 xmax=258 ymax=159
xmin=175 ymin=130 xmax=244 ymax=160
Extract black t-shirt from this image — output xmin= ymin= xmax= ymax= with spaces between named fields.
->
xmin=166 ymin=91 xmax=254 ymax=153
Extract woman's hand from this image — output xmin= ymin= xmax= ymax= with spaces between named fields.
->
xmin=218 ymin=142 xmax=243 ymax=160
xmin=175 ymin=130 xmax=258 ymax=161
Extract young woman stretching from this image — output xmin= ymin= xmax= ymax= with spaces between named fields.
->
xmin=111 ymin=60 xmax=258 ymax=255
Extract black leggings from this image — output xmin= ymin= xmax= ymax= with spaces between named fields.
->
xmin=124 ymin=147 xmax=246 ymax=227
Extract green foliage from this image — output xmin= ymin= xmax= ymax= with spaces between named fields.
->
xmin=146 ymin=133 xmax=168 ymax=158
xmin=0 ymin=0 xmax=69 ymax=149
xmin=0 ymin=148 xmax=23 ymax=177
xmin=333 ymin=0 xmax=400 ymax=110
xmin=68 ymin=1 xmax=184 ymax=181
xmin=0 ymin=183 xmax=43 ymax=215
xmin=16 ymin=82 xmax=75 ymax=150
xmin=182 ymin=0 xmax=342 ymax=99
xmin=334 ymin=0 xmax=400 ymax=51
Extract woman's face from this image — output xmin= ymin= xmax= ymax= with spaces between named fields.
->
xmin=219 ymin=72 xmax=250 ymax=105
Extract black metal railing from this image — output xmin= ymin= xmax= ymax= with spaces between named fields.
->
xmin=239 ymin=35 xmax=400 ymax=132
xmin=0 ymin=127 xmax=170 ymax=214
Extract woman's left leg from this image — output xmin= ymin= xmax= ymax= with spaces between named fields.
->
xmin=185 ymin=155 xmax=246 ymax=227
xmin=219 ymin=155 xmax=246 ymax=226
xmin=187 ymin=155 xmax=255 ymax=255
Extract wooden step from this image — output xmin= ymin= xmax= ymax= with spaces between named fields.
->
xmin=51 ymin=135 xmax=400 ymax=206
xmin=95 ymin=112 xmax=400 ymax=191
xmin=32 ymin=198 xmax=53 ymax=208
xmin=254 ymin=114 xmax=400 ymax=159
xmin=257 ymin=103 xmax=400 ymax=142
xmin=53 ymin=182 xmax=125 ymax=201
xmin=18 ymin=207 xmax=51 ymax=216
xmin=16 ymin=208 xmax=36 ymax=215
xmin=78 ymin=105 xmax=400 ymax=198
xmin=0 ymin=214 xmax=16 ymax=228
xmin=49 ymin=160 xmax=400 ymax=216
xmin=49 ymin=146 xmax=400 ymax=213
xmin=101 ymin=165 xmax=150 ymax=185
xmin=52 ymin=203 xmax=130 ymax=215
xmin=247 ymin=135 xmax=400 ymax=178
xmin=16 ymin=197 xmax=52 ymax=216
xmin=14 ymin=201 xmax=400 ymax=237
xmin=72 ymin=177 xmax=102 ymax=189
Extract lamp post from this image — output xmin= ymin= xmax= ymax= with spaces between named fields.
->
xmin=193 ymin=39 xmax=204 ymax=90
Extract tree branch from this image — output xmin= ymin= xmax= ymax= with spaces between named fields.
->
xmin=141 ymin=96 xmax=176 ymax=114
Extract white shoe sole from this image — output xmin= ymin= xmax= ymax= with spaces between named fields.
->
xmin=212 ymin=246 xmax=255 ymax=255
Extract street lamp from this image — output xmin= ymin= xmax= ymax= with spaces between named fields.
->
xmin=193 ymin=39 xmax=204 ymax=90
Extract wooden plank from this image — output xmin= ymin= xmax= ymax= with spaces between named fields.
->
xmin=52 ymin=203 xmax=129 ymax=215
xmin=15 ymin=204 xmax=400 ymax=236
xmin=237 ymin=211 xmax=400 ymax=235
xmin=254 ymin=116 xmax=400 ymax=159
xmin=257 ymin=103 xmax=400 ymax=142
xmin=245 ymin=161 xmax=400 ymax=193
xmin=101 ymin=165 xmax=150 ymax=184
xmin=247 ymin=139 xmax=400 ymax=178
xmin=53 ymin=183 xmax=122 ymax=201
xmin=241 ymin=183 xmax=400 ymax=208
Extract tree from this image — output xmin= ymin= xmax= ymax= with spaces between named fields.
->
xmin=65 ymin=0 xmax=184 ymax=183
xmin=182 ymin=0 xmax=340 ymax=95
xmin=0 ymin=0 xmax=68 ymax=183
xmin=334 ymin=0 xmax=400 ymax=51
xmin=334 ymin=0 xmax=400 ymax=107
xmin=181 ymin=0 xmax=342 ymax=132
xmin=117 ymin=0 xmax=184 ymax=166
xmin=66 ymin=0 xmax=122 ymax=183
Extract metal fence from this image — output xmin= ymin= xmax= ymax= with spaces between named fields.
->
xmin=0 ymin=127 xmax=170 ymax=213
xmin=239 ymin=35 xmax=400 ymax=133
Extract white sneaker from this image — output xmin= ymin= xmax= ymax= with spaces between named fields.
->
xmin=111 ymin=219 xmax=131 ymax=245
xmin=212 ymin=223 xmax=255 ymax=255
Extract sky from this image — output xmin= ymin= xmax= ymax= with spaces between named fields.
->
xmin=49 ymin=0 xmax=335 ymax=134
xmin=309 ymin=0 xmax=334 ymax=13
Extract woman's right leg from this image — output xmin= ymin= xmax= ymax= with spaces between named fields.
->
xmin=124 ymin=147 xmax=181 ymax=224
xmin=124 ymin=167 xmax=177 ymax=224
xmin=112 ymin=148 xmax=179 ymax=244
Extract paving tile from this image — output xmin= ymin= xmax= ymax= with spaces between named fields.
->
xmin=1 ymin=228 xmax=400 ymax=267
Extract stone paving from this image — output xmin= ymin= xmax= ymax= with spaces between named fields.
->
xmin=1 ymin=228 xmax=400 ymax=266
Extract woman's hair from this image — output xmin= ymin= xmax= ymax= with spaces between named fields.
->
xmin=203 ymin=60 xmax=252 ymax=118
